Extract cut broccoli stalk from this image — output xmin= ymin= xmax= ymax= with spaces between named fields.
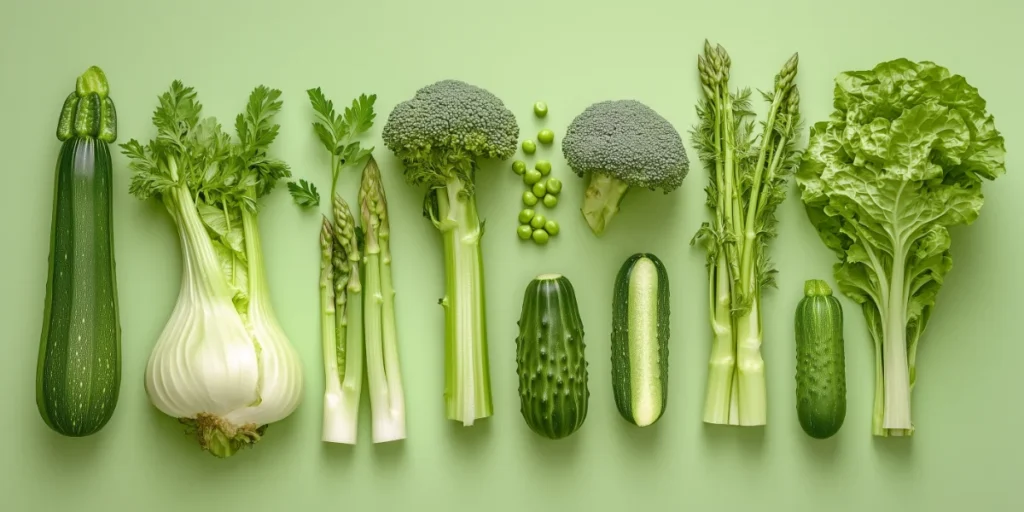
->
xmin=360 ymin=158 xmax=407 ymax=443
xmin=581 ymin=173 xmax=631 ymax=236
xmin=433 ymin=177 xmax=493 ymax=425
xmin=320 ymin=196 xmax=364 ymax=444
xmin=381 ymin=79 xmax=518 ymax=427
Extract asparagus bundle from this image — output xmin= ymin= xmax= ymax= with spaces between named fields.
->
xmin=691 ymin=41 xmax=802 ymax=426
xmin=293 ymin=89 xmax=405 ymax=443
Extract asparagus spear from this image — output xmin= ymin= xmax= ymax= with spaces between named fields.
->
xmin=360 ymin=156 xmax=407 ymax=443
xmin=321 ymin=196 xmax=364 ymax=444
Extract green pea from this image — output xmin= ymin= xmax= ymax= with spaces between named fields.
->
xmin=535 ymin=160 xmax=552 ymax=175
xmin=544 ymin=220 xmax=560 ymax=236
xmin=532 ymin=229 xmax=550 ymax=245
xmin=532 ymin=182 xmax=547 ymax=198
xmin=538 ymin=129 xmax=555 ymax=144
xmin=534 ymin=101 xmax=548 ymax=118
xmin=517 ymin=225 xmax=533 ymax=240
xmin=523 ymin=191 xmax=539 ymax=206
xmin=530 ymin=214 xmax=547 ymax=229
xmin=519 ymin=208 xmax=535 ymax=224
xmin=522 ymin=140 xmax=537 ymax=154
xmin=524 ymin=169 xmax=542 ymax=185
xmin=512 ymin=160 xmax=527 ymax=175
xmin=543 ymin=194 xmax=558 ymax=208
xmin=545 ymin=178 xmax=562 ymax=195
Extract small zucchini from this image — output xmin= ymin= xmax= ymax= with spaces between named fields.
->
xmin=611 ymin=253 xmax=670 ymax=427
xmin=36 ymin=67 xmax=121 ymax=437
xmin=794 ymin=279 xmax=846 ymax=439
xmin=515 ymin=274 xmax=589 ymax=440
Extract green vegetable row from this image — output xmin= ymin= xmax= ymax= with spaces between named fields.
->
xmin=34 ymin=42 xmax=1004 ymax=455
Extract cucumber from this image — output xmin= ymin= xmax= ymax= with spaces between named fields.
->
xmin=515 ymin=274 xmax=589 ymax=439
xmin=611 ymin=253 xmax=670 ymax=427
xmin=36 ymin=67 xmax=121 ymax=437
xmin=794 ymin=279 xmax=846 ymax=439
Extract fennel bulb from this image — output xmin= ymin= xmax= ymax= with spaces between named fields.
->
xmin=121 ymin=82 xmax=303 ymax=457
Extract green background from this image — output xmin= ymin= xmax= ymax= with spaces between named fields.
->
xmin=2 ymin=0 xmax=1021 ymax=509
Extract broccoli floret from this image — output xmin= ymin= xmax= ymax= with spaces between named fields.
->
xmin=382 ymin=79 xmax=519 ymax=192
xmin=381 ymin=79 xmax=519 ymax=427
xmin=561 ymin=99 xmax=689 ymax=235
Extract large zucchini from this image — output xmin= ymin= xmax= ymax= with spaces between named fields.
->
xmin=794 ymin=279 xmax=846 ymax=439
xmin=515 ymin=274 xmax=589 ymax=439
xmin=611 ymin=253 xmax=670 ymax=427
xmin=36 ymin=67 xmax=121 ymax=437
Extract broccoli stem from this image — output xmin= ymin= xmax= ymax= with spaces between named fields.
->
xmin=703 ymin=252 xmax=736 ymax=424
xmin=361 ymin=159 xmax=406 ymax=442
xmin=436 ymin=177 xmax=493 ymax=425
xmin=581 ymin=173 xmax=630 ymax=236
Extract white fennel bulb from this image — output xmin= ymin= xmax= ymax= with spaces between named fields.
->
xmin=123 ymin=83 xmax=303 ymax=458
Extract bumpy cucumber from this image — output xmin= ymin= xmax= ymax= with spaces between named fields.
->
xmin=794 ymin=279 xmax=846 ymax=439
xmin=515 ymin=274 xmax=589 ymax=439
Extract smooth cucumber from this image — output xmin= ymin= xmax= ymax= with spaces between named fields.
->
xmin=794 ymin=279 xmax=846 ymax=439
xmin=515 ymin=274 xmax=589 ymax=439
xmin=36 ymin=67 xmax=121 ymax=437
xmin=611 ymin=253 xmax=670 ymax=427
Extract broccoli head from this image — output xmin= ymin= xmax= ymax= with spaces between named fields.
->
xmin=382 ymin=79 xmax=519 ymax=192
xmin=561 ymin=99 xmax=689 ymax=235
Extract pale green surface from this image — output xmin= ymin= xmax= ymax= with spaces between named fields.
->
xmin=1 ymin=0 xmax=1022 ymax=509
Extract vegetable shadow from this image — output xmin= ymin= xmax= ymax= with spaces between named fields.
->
xmin=610 ymin=187 xmax=684 ymax=240
xmin=522 ymin=422 xmax=584 ymax=467
xmin=614 ymin=413 xmax=665 ymax=449
xmin=370 ymin=433 xmax=408 ymax=468
xmin=801 ymin=431 xmax=842 ymax=462
xmin=871 ymin=433 xmax=914 ymax=462
xmin=40 ymin=425 xmax=106 ymax=465
xmin=701 ymin=423 xmax=767 ymax=456
xmin=445 ymin=415 xmax=493 ymax=457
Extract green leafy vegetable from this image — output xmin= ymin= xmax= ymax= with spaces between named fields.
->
xmin=302 ymin=89 xmax=376 ymax=201
xmin=288 ymin=179 xmax=320 ymax=207
xmin=691 ymin=41 xmax=801 ymax=427
xmin=797 ymin=58 xmax=1006 ymax=436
